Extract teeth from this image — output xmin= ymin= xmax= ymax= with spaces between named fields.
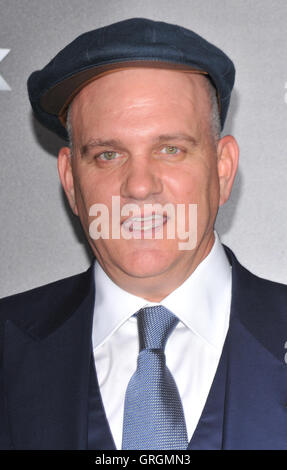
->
xmin=128 ymin=215 xmax=163 ymax=222
xmin=123 ymin=214 xmax=165 ymax=231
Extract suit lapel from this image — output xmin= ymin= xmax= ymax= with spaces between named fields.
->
xmin=3 ymin=267 xmax=96 ymax=449
xmin=222 ymin=246 xmax=287 ymax=449
xmin=222 ymin=313 xmax=287 ymax=449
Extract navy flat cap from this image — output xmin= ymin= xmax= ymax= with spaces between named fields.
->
xmin=28 ymin=17 xmax=235 ymax=141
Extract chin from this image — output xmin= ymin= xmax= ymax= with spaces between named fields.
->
xmin=119 ymin=248 xmax=176 ymax=279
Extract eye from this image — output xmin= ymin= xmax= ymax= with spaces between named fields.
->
xmin=97 ymin=151 xmax=121 ymax=161
xmin=160 ymin=146 xmax=180 ymax=155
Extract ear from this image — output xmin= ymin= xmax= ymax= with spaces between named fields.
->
xmin=57 ymin=147 xmax=79 ymax=215
xmin=216 ymin=135 xmax=239 ymax=206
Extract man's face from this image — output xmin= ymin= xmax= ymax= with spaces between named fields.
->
xmin=58 ymin=68 xmax=238 ymax=300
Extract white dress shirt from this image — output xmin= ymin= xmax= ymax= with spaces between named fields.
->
xmin=92 ymin=231 xmax=232 ymax=449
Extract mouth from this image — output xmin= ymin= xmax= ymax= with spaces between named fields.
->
xmin=121 ymin=213 xmax=168 ymax=235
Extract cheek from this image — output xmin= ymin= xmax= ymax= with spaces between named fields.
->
xmin=74 ymin=168 xmax=108 ymax=207
xmin=166 ymin=161 xmax=219 ymax=231
xmin=72 ymin=171 xmax=99 ymax=226
xmin=73 ymin=169 xmax=123 ymax=239
xmin=165 ymin=165 xmax=209 ymax=203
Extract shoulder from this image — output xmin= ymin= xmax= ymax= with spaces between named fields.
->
xmin=0 ymin=265 xmax=94 ymax=334
xmin=224 ymin=244 xmax=287 ymax=357
xmin=238 ymin=263 xmax=287 ymax=323
xmin=224 ymin=244 xmax=287 ymax=299
xmin=224 ymin=244 xmax=287 ymax=317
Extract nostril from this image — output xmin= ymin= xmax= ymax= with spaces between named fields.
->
xmin=120 ymin=174 xmax=162 ymax=200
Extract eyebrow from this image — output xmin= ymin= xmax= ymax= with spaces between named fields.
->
xmin=157 ymin=134 xmax=198 ymax=146
xmin=80 ymin=133 xmax=198 ymax=157
xmin=80 ymin=139 xmax=123 ymax=157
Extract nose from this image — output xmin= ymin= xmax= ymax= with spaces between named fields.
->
xmin=120 ymin=156 xmax=163 ymax=201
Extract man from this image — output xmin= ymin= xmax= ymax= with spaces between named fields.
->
xmin=0 ymin=18 xmax=286 ymax=450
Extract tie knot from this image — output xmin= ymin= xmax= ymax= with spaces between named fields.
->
xmin=136 ymin=305 xmax=179 ymax=351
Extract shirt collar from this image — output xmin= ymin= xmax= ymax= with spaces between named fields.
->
xmin=92 ymin=231 xmax=231 ymax=350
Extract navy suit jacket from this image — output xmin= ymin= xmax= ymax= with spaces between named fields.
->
xmin=0 ymin=246 xmax=287 ymax=450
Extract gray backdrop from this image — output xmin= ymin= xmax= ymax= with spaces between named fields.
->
xmin=0 ymin=0 xmax=286 ymax=297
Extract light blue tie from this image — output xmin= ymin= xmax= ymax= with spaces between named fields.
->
xmin=122 ymin=305 xmax=188 ymax=450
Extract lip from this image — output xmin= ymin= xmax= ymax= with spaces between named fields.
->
xmin=121 ymin=213 xmax=168 ymax=234
xmin=121 ymin=210 xmax=168 ymax=224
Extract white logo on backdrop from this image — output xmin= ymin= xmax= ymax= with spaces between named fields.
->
xmin=0 ymin=49 xmax=11 ymax=91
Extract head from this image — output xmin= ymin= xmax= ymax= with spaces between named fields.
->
xmin=58 ymin=67 xmax=239 ymax=300
xmin=28 ymin=18 xmax=238 ymax=299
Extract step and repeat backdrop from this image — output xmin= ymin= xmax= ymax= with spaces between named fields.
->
xmin=0 ymin=0 xmax=286 ymax=296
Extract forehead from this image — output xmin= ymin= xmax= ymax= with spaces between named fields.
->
xmin=69 ymin=68 xmax=211 ymax=139
xmin=73 ymin=67 xmax=209 ymax=104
